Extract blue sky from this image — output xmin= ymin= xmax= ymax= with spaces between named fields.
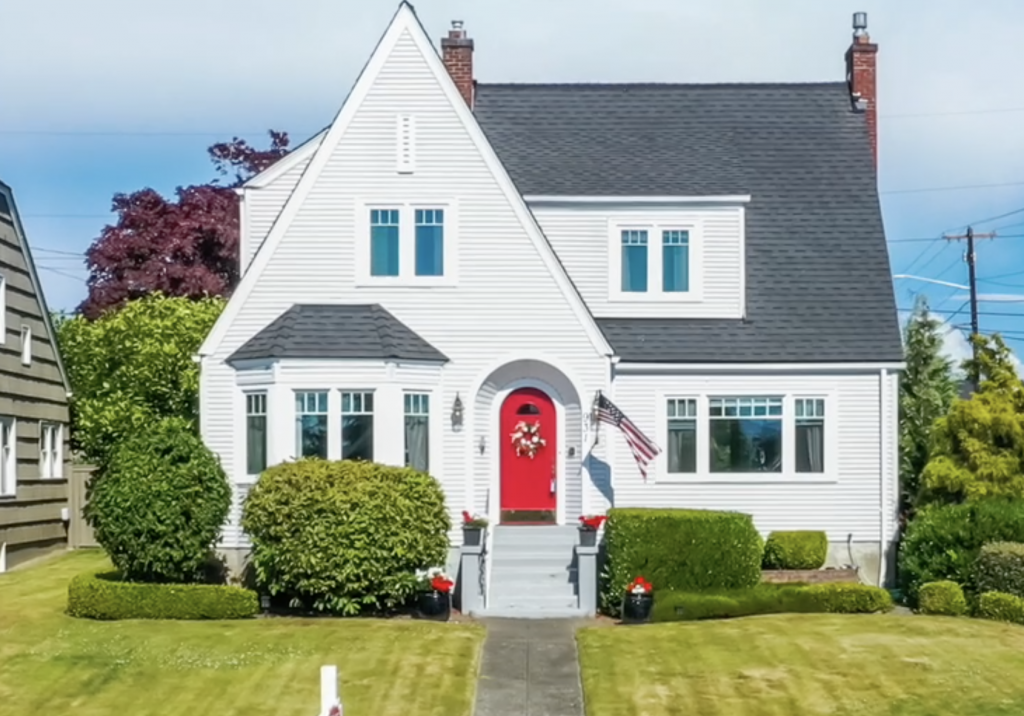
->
xmin=3 ymin=0 xmax=1024 ymax=363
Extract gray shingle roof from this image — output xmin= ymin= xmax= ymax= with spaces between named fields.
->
xmin=228 ymin=304 xmax=448 ymax=363
xmin=474 ymin=82 xmax=903 ymax=363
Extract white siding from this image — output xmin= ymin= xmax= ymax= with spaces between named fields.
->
xmin=240 ymin=157 xmax=315 ymax=273
xmin=608 ymin=370 xmax=885 ymax=543
xmin=202 ymin=25 xmax=607 ymax=546
xmin=533 ymin=204 xmax=745 ymax=319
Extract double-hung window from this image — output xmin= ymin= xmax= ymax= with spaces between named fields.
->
xmin=612 ymin=222 xmax=697 ymax=300
xmin=295 ymin=391 xmax=328 ymax=459
xmin=415 ymin=209 xmax=444 ymax=276
xmin=246 ymin=392 xmax=268 ymax=475
xmin=795 ymin=398 xmax=826 ymax=473
xmin=666 ymin=398 xmax=697 ymax=474
xmin=39 ymin=422 xmax=62 ymax=479
xmin=341 ymin=391 xmax=374 ymax=461
xmin=662 ymin=230 xmax=690 ymax=292
xmin=404 ymin=393 xmax=430 ymax=472
xmin=0 ymin=417 xmax=15 ymax=496
xmin=620 ymin=230 xmax=649 ymax=293
xmin=370 ymin=209 xmax=400 ymax=277
xmin=709 ymin=397 xmax=783 ymax=473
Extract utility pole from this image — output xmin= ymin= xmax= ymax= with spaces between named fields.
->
xmin=944 ymin=226 xmax=997 ymax=386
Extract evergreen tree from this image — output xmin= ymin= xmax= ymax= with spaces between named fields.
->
xmin=899 ymin=295 xmax=957 ymax=520
xmin=921 ymin=333 xmax=1024 ymax=504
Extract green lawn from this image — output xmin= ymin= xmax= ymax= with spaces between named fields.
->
xmin=0 ymin=550 xmax=483 ymax=716
xmin=578 ymin=613 xmax=1024 ymax=716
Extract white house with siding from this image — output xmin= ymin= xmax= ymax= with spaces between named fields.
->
xmin=197 ymin=3 xmax=902 ymax=616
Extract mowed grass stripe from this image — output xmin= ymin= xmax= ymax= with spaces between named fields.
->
xmin=578 ymin=614 xmax=1024 ymax=716
xmin=0 ymin=550 xmax=483 ymax=716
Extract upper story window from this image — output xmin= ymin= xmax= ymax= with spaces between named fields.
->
xmin=39 ymin=422 xmax=62 ymax=479
xmin=359 ymin=203 xmax=456 ymax=286
xmin=610 ymin=221 xmax=700 ymax=302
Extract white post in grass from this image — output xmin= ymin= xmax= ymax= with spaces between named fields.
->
xmin=320 ymin=664 xmax=341 ymax=716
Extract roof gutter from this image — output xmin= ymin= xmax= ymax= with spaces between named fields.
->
xmin=524 ymin=194 xmax=752 ymax=205
xmin=614 ymin=361 xmax=906 ymax=373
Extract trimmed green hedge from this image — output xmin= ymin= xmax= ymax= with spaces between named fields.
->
xmin=918 ymin=581 xmax=968 ymax=616
xmin=977 ymin=591 xmax=1024 ymax=625
xmin=652 ymin=582 xmax=893 ymax=622
xmin=67 ymin=571 xmax=259 ymax=620
xmin=974 ymin=542 xmax=1024 ymax=599
xmin=762 ymin=531 xmax=828 ymax=570
xmin=602 ymin=508 xmax=763 ymax=614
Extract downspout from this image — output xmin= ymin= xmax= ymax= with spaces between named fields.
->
xmin=878 ymin=368 xmax=889 ymax=588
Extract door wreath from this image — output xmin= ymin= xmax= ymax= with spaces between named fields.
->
xmin=510 ymin=420 xmax=546 ymax=459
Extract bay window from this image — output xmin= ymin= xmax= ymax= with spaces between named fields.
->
xmin=295 ymin=391 xmax=328 ymax=459
xmin=404 ymin=393 xmax=430 ymax=472
xmin=341 ymin=391 xmax=374 ymax=461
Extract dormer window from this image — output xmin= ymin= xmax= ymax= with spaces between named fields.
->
xmin=609 ymin=220 xmax=702 ymax=302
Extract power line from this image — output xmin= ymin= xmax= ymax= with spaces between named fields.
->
xmin=944 ymin=227 xmax=997 ymax=384
xmin=890 ymin=233 xmax=1024 ymax=244
xmin=881 ymin=180 xmax=1024 ymax=196
xmin=37 ymin=266 xmax=86 ymax=282
xmin=33 ymin=247 xmax=86 ymax=257
xmin=900 ymin=306 xmax=1023 ymax=318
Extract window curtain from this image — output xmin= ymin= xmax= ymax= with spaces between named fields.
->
xmin=405 ymin=416 xmax=429 ymax=472
xmin=797 ymin=422 xmax=824 ymax=472
xmin=246 ymin=415 xmax=267 ymax=474
xmin=667 ymin=422 xmax=696 ymax=473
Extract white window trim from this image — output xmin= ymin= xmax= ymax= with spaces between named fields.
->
xmin=608 ymin=218 xmax=704 ymax=303
xmin=0 ymin=417 xmax=16 ymax=497
xmin=20 ymin=324 xmax=31 ymax=365
xmin=654 ymin=391 xmax=837 ymax=484
xmin=39 ymin=422 xmax=63 ymax=479
xmin=354 ymin=200 xmax=459 ymax=287
xmin=243 ymin=391 xmax=269 ymax=479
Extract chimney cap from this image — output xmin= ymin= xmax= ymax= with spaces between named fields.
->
xmin=451 ymin=19 xmax=464 ymax=30
xmin=853 ymin=11 xmax=868 ymax=34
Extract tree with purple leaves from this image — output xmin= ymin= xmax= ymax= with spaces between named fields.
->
xmin=79 ymin=131 xmax=290 ymax=319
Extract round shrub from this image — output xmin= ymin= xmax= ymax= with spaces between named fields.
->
xmin=241 ymin=458 xmax=450 ymax=615
xmin=977 ymin=591 xmax=1024 ymax=625
xmin=84 ymin=417 xmax=231 ymax=583
xmin=898 ymin=499 xmax=1024 ymax=603
xmin=917 ymin=581 xmax=967 ymax=616
xmin=601 ymin=508 xmax=763 ymax=615
xmin=974 ymin=542 xmax=1024 ymax=598
xmin=799 ymin=583 xmax=893 ymax=614
xmin=762 ymin=531 xmax=828 ymax=570
xmin=68 ymin=571 xmax=258 ymax=620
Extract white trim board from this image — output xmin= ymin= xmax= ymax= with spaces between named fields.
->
xmin=199 ymin=2 xmax=613 ymax=359
xmin=614 ymin=362 xmax=907 ymax=374
xmin=525 ymin=195 xmax=753 ymax=205
xmin=243 ymin=129 xmax=328 ymax=189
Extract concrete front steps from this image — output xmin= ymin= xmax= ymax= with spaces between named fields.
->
xmin=483 ymin=525 xmax=585 ymax=618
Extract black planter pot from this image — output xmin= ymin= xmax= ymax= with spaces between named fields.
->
xmin=578 ymin=527 xmax=597 ymax=547
xmin=463 ymin=526 xmax=483 ymax=546
xmin=415 ymin=590 xmax=451 ymax=621
xmin=621 ymin=592 xmax=654 ymax=624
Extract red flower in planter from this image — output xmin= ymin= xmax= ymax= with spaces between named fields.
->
xmin=431 ymin=574 xmax=455 ymax=593
xmin=627 ymin=576 xmax=653 ymax=595
xmin=462 ymin=510 xmax=488 ymax=527
xmin=578 ymin=515 xmax=607 ymax=531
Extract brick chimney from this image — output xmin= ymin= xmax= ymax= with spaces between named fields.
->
xmin=846 ymin=11 xmax=878 ymax=165
xmin=442 ymin=20 xmax=474 ymax=108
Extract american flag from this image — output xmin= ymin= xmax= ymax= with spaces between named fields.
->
xmin=594 ymin=392 xmax=661 ymax=480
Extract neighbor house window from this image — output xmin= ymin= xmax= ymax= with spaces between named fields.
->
xmin=621 ymin=230 xmax=649 ymax=292
xmin=662 ymin=230 xmax=690 ymax=292
xmin=0 ymin=417 xmax=15 ymax=496
xmin=666 ymin=398 xmax=697 ymax=474
xmin=414 ymin=209 xmax=444 ymax=276
xmin=370 ymin=209 xmax=400 ymax=276
xmin=795 ymin=398 xmax=826 ymax=473
xmin=39 ymin=422 xmax=62 ymax=479
xmin=404 ymin=393 xmax=430 ymax=472
xmin=341 ymin=391 xmax=374 ymax=461
xmin=709 ymin=397 xmax=783 ymax=473
xmin=245 ymin=392 xmax=268 ymax=475
xmin=295 ymin=391 xmax=328 ymax=459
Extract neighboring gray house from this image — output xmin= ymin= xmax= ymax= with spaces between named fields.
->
xmin=0 ymin=180 xmax=72 ymax=571
xmin=198 ymin=4 xmax=902 ymax=616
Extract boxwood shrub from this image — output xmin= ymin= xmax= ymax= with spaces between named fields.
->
xmin=973 ymin=542 xmax=1024 ymax=599
xmin=68 ymin=571 xmax=258 ymax=620
xmin=917 ymin=581 xmax=968 ymax=616
xmin=601 ymin=508 xmax=763 ymax=615
xmin=242 ymin=458 xmax=450 ymax=615
xmin=977 ymin=591 xmax=1024 ymax=625
xmin=652 ymin=582 xmax=892 ymax=622
xmin=762 ymin=531 xmax=828 ymax=570
xmin=898 ymin=499 xmax=1024 ymax=603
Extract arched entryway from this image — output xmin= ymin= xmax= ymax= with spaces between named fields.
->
xmin=500 ymin=387 xmax=558 ymax=524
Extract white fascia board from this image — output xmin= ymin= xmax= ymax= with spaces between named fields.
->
xmin=524 ymin=195 xmax=752 ymax=206
xmin=614 ymin=361 xmax=907 ymax=373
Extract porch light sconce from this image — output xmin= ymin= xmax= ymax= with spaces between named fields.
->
xmin=451 ymin=393 xmax=464 ymax=432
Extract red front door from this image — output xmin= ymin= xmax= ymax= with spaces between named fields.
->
xmin=500 ymin=387 xmax=558 ymax=524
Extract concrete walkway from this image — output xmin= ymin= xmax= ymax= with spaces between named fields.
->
xmin=472 ymin=618 xmax=586 ymax=716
